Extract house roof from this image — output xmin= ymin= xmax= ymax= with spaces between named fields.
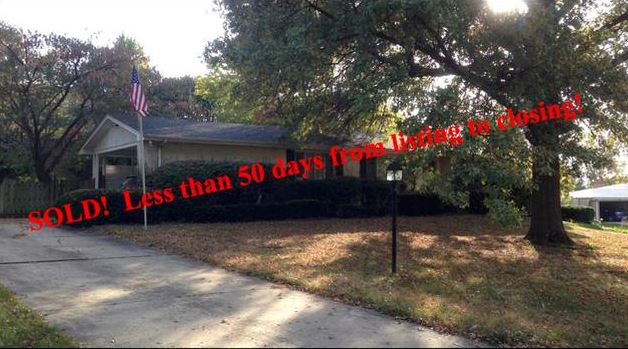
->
xmin=570 ymin=183 xmax=628 ymax=199
xmin=80 ymin=114 xmax=377 ymax=155
xmin=110 ymin=114 xmax=290 ymax=147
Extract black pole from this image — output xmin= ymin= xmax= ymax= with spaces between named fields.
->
xmin=392 ymin=180 xmax=397 ymax=274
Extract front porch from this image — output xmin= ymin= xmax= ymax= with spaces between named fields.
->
xmin=79 ymin=116 xmax=146 ymax=190
xmin=91 ymin=147 xmax=140 ymax=190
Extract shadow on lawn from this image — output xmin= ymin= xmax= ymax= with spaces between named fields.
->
xmin=310 ymin=217 xmax=627 ymax=346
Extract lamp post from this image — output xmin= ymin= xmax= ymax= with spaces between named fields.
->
xmin=386 ymin=159 xmax=402 ymax=274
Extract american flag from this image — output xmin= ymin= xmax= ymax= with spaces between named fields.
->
xmin=130 ymin=65 xmax=148 ymax=117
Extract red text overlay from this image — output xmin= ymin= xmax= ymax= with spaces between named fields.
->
xmin=28 ymin=93 xmax=584 ymax=231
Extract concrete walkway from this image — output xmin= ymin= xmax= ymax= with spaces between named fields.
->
xmin=0 ymin=222 xmax=483 ymax=348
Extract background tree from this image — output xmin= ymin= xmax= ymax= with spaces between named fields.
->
xmin=0 ymin=23 xmax=262 ymax=186
xmin=0 ymin=123 xmax=30 ymax=181
xmin=194 ymin=72 xmax=259 ymax=123
xmin=78 ymin=35 xmax=160 ymax=119
xmin=0 ymin=28 xmax=204 ymax=184
xmin=90 ymin=36 xmax=255 ymax=123
xmin=150 ymin=76 xmax=200 ymax=119
xmin=0 ymin=24 xmax=137 ymax=184
xmin=207 ymin=0 xmax=628 ymax=245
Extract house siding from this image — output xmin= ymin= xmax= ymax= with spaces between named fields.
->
xmin=143 ymin=141 xmax=363 ymax=179
xmin=91 ymin=125 xmax=137 ymax=154
xmin=144 ymin=142 xmax=287 ymax=171
xmin=344 ymin=160 xmax=360 ymax=178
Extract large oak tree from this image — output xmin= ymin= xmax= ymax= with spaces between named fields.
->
xmin=207 ymin=0 xmax=628 ymax=245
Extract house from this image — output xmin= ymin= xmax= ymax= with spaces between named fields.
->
xmin=570 ymin=183 xmax=628 ymax=222
xmin=79 ymin=114 xmax=383 ymax=189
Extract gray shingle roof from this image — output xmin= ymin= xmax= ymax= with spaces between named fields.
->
xmin=110 ymin=114 xmax=290 ymax=147
xmin=109 ymin=114 xmax=377 ymax=149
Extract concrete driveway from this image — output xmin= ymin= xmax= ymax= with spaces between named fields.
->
xmin=0 ymin=221 xmax=483 ymax=348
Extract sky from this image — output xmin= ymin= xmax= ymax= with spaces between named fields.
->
xmin=0 ymin=0 xmax=224 ymax=77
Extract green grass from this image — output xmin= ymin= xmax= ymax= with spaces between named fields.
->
xmin=566 ymin=221 xmax=628 ymax=234
xmin=0 ymin=284 xmax=77 ymax=348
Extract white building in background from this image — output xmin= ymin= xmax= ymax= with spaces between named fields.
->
xmin=570 ymin=183 xmax=628 ymax=222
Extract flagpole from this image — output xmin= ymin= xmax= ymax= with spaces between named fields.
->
xmin=131 ymin=63 xmax=148 ymax=230
xmin=137 ymin=112 xmax=148 ymax=230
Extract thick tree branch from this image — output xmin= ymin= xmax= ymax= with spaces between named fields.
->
xmin=600 ymin=9 xmax=628 ymax=31
xmin=303 ymin=0 xmax=335 ymax=19
xmin=368 ymin=30 xmax=452 ymax=78
xmin=0 ymin=39 xmax=25 ymax=65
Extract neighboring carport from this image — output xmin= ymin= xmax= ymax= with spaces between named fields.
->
xmin=570 ymin=183 xmax=628 ymax=222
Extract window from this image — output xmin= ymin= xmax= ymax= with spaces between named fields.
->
xmin=359 ymin=158 xmax=377 ymax=180
xmin=294 ymin=151 xmax=325 ymax=180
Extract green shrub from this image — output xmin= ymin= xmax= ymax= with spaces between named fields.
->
xmin=151 ymin=161 xmax=275 ymax=206
xmin=361 ymin=180 xmax=391 ymax=212
xmin=55 ymin=188 xmax=329 ymax=226
xmin=157 ymin=199 xmax=328 ymax=223
xmin=398 ymin=193 xmax=457 ymax=216
xmin=54 ymin=189 xmax=145 ymax=227
xmin=153 ymin=160 xmax=389 ymax=205
xmin=485 ymin=198 xmax=525 ymax=227
xmin=335 ymin=204 xmax=368 ymax=218
xmin=270 ymin=177 xmax=363 ymax=204
xmin=56 ymin=161 xmax=392 ymax=225
xmin=562 ymin=206 xmax=595 ymax=223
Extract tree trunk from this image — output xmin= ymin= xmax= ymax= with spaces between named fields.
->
xmin=32 ymin=149 xmax=52 ymax=185
xmin=525 ymin=152 xmax=573 ymax=245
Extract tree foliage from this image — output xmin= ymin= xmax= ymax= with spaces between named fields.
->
xmin=150 ymin=73 xmax=257 ymax=123
xmin=194 ymin=72 xmax=258 ymax=123
xmin=208 ymin=0 xmax=628 ymax=244
xmin=0 ymin=25 xmax=249 ymax=183
xmin=0 ymin=23 xmax=133 ymax=182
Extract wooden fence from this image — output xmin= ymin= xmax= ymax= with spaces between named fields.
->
xmin=0 ymin=178 xmax=86 ymax=217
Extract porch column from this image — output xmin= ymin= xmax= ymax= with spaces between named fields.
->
xmin=101 ymin=156 xmax=107 ymax=189
xmin=158 ymin=144 xmax=162 ymax=167
xmin=92 ymin=154 xmax=99 ymax=189
xmin=136 ymin=142 xmax=144 ymax=177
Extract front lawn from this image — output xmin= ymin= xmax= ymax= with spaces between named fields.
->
xmin=103 ymin=215 xmax=628 ymax=347
xmin=566 ymin=221 xmax=628 ymax=235
xmin=0 ymin=284 xmax=77 ymax=348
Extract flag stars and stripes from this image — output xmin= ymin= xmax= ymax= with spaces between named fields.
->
xmin=130 ymin=65 xmax=149 ymax=117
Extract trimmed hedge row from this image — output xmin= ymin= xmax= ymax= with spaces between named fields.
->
xmin=398 ymin=193 xmax=458 ymax=216
xmin=54 ymin=189 xmax=144 ymax=226
xmin=150 ymin=161 xmax=272 ymax=206
xmin=56 ymin=161 xmax=494 ymax=226
xmin=55 ymin=160 xmax=392 ymax=227
xmin=561 ymin=206 xmax=595 ymax=223
xmin=149 ymin=161 xmax=389 ymax=207
xmin=54 ymin=187 xmax=379 ymax=227
xmin=180 ymin=199 xmax=329 ymax=223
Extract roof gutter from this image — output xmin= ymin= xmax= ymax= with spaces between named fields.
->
xmin=143 ymin=135 xmax=330 ymax=152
